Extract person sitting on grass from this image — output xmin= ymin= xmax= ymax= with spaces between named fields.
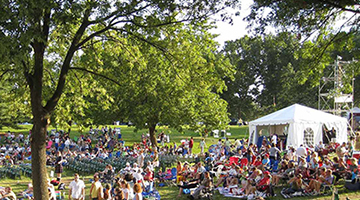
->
xmin=351 ymin=167 xmax=359 ymax=183
xmin=18 ymin=183 xmax=33 ymax=199
xmin=0 ymin=187 xmax=16 ymax=200
xmin=188 ymin=172 xmax=213 ymax=200
xmin=246 ymin=171 xmax=271 ymax=195
xmin=271 ymin=161 xmax=290 ymax=186
xmin=177 ymin=171 xmax=207 ymax=198
xmin=346 ymin=158 xmax=358 ymax=179
xmin=282 ymin=174 xmax=304 ymax=196
xmin=306 ymin=168 xmax=334 ymax=195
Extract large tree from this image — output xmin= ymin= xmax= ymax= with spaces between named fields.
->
xmin=73 ymin=22 xmax=233 ymax=146
xmin=0 ymin=0 xmax=240 ymax=199
xmin=221 ymin=33 xmax=327 ymax=118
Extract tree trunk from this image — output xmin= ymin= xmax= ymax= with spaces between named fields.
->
xmin=149 ymin=125 xmax=157 ymax=147
xmin=31 ymin=112 xmax=49 ymax=200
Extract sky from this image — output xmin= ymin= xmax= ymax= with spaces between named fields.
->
xmin=210 ymin=0 xmax=254 ymax=47
xmin=210 ymin=1 xmax=352 ymax=49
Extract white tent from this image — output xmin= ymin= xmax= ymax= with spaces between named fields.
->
xmin=249 ymin=104 xmax=348 ymax=149
xmin=350 ymin=107 xmax=360 ymax=114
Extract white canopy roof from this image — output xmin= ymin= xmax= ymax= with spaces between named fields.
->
xmin=250 ymin=103 xmax=347 ymax=126
xmin=350 ymin=107 xmax=360 ymax=114
xmin=249 ymin=104 xmax=348 ymax=148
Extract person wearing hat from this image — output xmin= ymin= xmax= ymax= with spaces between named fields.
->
xmin=260 ymin=154 xmax=270 ymax=171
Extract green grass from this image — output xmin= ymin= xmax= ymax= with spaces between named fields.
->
xmin=1 ymin=125 xmax=360 ymax=199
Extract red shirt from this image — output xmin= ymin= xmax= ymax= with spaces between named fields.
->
xmin=254 ymin=160 xmax=262 ymax=166
xmin=189 ymin=139 xmax=194 ymax=148
xmin=258 ymin=177 xmax=270 ymax=187
xmin=144 ymin=171 xmax=154 ymax=181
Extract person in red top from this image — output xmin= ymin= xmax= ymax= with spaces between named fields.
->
xmin=144 ymin=167 xmax=154 ymax=182
xmin=189 ymin=137 xmax=194 ymax=155
xmin=257 ymin=171 xmax=271 ymax=188
xmin=248 ymin=171 xmax=271 ymax=194
xmin=254 ymin=156 xmax=262 ymax=167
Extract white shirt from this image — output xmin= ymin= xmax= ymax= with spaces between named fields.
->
xmin=133 ymin=172 xmax=144 ymax=182
xmin=197 ymin=166 xmax=206 ymax=174
xmin=234 ymin=140 xmax=241 ymax=148
xmin=124 ymin=166 xmax=132 ymax=172
xmin=122 ymin=188 xmax=134 ymax=200
xmin=69 ymin=179 xmax=85 ymax=199
xmin=229 ymin=168 xmax=237 ymax=176
xmin=271 ymin=135 xmax=277 ymax=145
xmin=296 ymin=146 xmax=307 ymax=158
xmin=132 ymin=167 xmax=140 ymax=173
xmin=133 ymin=193 xmax=143 ymax=200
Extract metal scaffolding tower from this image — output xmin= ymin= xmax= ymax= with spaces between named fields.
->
xmin=318 ymin=56 xmax=356 ymax=127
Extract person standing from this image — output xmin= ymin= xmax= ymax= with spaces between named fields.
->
xmin=137 ymin=150 xmax=145 ymax=168
xmin=133 ymin=183 xmax=143 ymax=200
xmin=234 ymin=139 xmax=241 ymax=151
xmin=69 ymin=173 xmax=85 ymax=200
xmin=55 ymin=151 xmax=65 ymax=181
xmin=103 ymin=184 xmax=111 ymax=200
xmin=269 ymin=143 xmax=281 ymax=168
xmin=296 ymin=144 xmax=307 ymax=161
xmin=199 ymin=139 xmax=206 ymax=154
xmin=257 ymin=131 xmax=265 ymax=151
xmin=90 ymin=175 xmax=103 ymax=200
xmin=271 ymin=133 xmax=277 ymax=145
xmin=189 ymin=137 xmax=194 ymax=155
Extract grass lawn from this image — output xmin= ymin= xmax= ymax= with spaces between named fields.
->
xmin=1 ymin=125 xmax=360 ymax=199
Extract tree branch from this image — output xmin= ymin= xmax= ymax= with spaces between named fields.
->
xmin=69 ymin=67 xmax=121 ymax=86
xmin=128 ymin=18 xmax=191 ymax=28
xmin=72 ymin=71 xmax=83 ymax=94
xmin=44 ymin=68 xmax=56 ymax=86
xmin=42 ymin=8 xmax=51 ymax=46
xmin=44 ymin=9 xmax=92 ymax=113
xmin=89 ymin=3 xmax=152 ymax=24
xmin=312 ymin=12 xmax=357 ymax=64
xmin=21 ymin=60 xmax=31 ymax=87
xmin=117 ymin=28 xmax=168 ymax=53
xmin=319 ymin=0 xmax=360 ymax=14
xmin=76 ymin=20 xmax=130 ymax=49
xmin=0 ymin=69 xmax=13 ymax=81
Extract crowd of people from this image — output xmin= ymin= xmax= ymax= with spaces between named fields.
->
xmin=0 ymin=126 xmax=359 ymax=200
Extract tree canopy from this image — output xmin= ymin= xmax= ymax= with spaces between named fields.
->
xmin=221 ymin=33 xmax=327 ymax=118
xmin=246 ymin=0 xmax=360 ymax=36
